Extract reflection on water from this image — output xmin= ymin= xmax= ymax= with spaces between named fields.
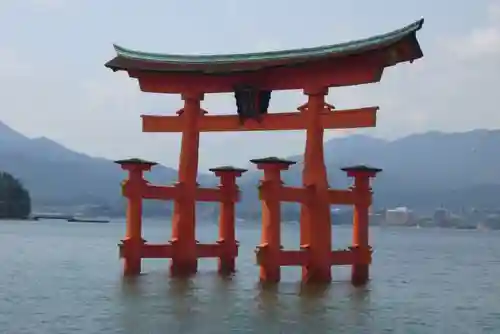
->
xmin=120 ymin=276 xmax=143 ymax=296
xmin=119 ymin=272 xmax=351 ymax=334
xmin=0 ymin=220 xmax=499 ymax=333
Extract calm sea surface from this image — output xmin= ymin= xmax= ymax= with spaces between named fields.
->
xmin=0 ymin=219 xmax=499 ymax=333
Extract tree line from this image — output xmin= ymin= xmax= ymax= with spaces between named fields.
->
xmin=0 ymin=171 xmax=31 ymax=219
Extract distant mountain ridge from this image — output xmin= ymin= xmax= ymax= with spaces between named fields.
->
xmin=236 ymin=130 xmax=500 ymax=214
xmin=0 ymin=120 xmax=498 ymax=215
xmin=0 ymin=121 xmax=204 ymax=209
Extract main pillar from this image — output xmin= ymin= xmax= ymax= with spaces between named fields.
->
xmin=342 ymin=165 xmax=382 ymax=286
xmin=209 ymin=166 xmax=247 ymax=275
xmin=251 ymin=157 xmax=296 ymax=283
xmin=115 ymin=158 xmax=157 ymax=276
xmin=300 ymin=88 xmax=332 ymax=283
xmin=170 ymin=92 xmax=204 ymax=276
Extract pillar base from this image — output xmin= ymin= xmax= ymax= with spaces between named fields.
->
xmin=216 ymin=239 xmax=238 ymax=275
xmin=301 ymin=266 xmax=332 ymax=284
xmin=255 ymin=244 xmax=280 ymax=283
xmin=218 ymin=258 xmax=236 ymax=275
xmin=170 ymin=259 xmax=198 ymax=277
xmin=259 ymin=266 xmax=280 ymax=283
xmin=351 ymin=264 xmax=369 ymax=286
xmin=120 ymin=238 xmax=145 ymax=276
xmin=123 ymin=257 xmax=142 ymax=276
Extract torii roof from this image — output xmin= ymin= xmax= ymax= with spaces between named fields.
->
xmin=105 ymin=18 xmax=424 ymax=74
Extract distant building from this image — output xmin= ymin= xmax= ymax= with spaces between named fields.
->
xmin=416 ymin=216 xmax=435 ymax=228
xmin=433 ymin=208 xmax=451 ymax=227
xmin=331 ymin=208 xmax=353 ymax=225
xmin=478 ymin=214 xmax=500 ymax=230
xmin=369 ymin=213 xmax=384 ymax=226
xmin=384 ymin=207 xmax=415 ymax=226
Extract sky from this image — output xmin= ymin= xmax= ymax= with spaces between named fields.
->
xmin=0 ymin=0 xmax=499 ymax=169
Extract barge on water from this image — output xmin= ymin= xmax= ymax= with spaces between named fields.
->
xmin=67 ymin=217 xmax=110 ymax=223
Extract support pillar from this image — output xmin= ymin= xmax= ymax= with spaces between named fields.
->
xmin=209 ymin=166 xmax=247 ymax=275
xmin=170 ymin=92 xmax=204 ymax=277
xmin=300 ymin=88 xmax=332 ymax=283
xmin=342 ymin=165 xmax=382 ymax=286
xmin=115 ymin=158 xmax=157 ymax=276
xmin=251 ymin=157 xmax=296 ymax=283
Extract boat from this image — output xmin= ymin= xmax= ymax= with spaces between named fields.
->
xmin=67 ymin=217 xmax=110 ymax=223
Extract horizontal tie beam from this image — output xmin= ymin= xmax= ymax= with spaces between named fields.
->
xmin=142 ymin=107 xmax=378 ymax=133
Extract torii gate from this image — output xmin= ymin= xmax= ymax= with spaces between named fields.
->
xmin=107 ymin=18 xmax=424 ymax=284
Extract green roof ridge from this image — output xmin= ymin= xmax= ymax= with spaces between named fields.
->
xmin=113 ymin=18 xmax=423 ymax=64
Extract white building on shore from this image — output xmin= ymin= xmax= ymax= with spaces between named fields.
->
xmin=384 ymin=207 xmax=414 ymax=226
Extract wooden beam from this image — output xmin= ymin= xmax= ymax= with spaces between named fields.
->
xmin=195 ymin=188 xmax=222 ymax=202
xmin=142 ymin=107 xmax=378 ymax=133
xmin=330 ymin=250 xmax=355 ymax=265
xmin=142 ymin=185 xmax=226 ymax=202
xmin=141 ymin=244 xmax=173 ymax=258
xmin=196 ymin=243 xmax=222 ymax=258
xmin=279 ymin=250 xmax=309 ymax=266
xmin=142 ymin=185 xmax=178 ymax=200
xmin=328 ymin=189 xmax=356 ymax=205
xmin=131 ymin=57 xmax=383 ymax=94
xmin=279 ymin=186 xmax=308 ymax=203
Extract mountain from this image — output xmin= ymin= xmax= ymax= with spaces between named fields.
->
xmin=235 ymin=130 xmax=500 ymax=215
xmin=0 ymin=120 xmax=498 ymax=216
xmin=256 ymin=130 xmax=500 ymax=189
xmin=0 ymin=121 xmax=213 ymax=214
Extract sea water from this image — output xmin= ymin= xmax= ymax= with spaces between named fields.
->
xmin=0 ymin=219 xmax=499 ymax=333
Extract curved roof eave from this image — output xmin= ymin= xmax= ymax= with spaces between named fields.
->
xmin=108 ymin=18 xmax=423 ymax=67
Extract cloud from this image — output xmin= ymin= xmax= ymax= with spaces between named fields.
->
xmin=448 ymin=2 xmax=500 ymax=59
xmin=366 ymin=1 xmax=500 ymax=139
xmin=0 ymin=47 xmax=165 ymax=163
xmin=0 ymin=50 xmax=33 ymax=78
xmin=0 ymin=0 xmax=68 ymax=10
xmin=27 ymin=0 xmax=67 ymax=8
xmin=459 ymin=27 xmax=500 ymax=58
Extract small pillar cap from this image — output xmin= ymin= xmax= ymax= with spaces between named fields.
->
xmin=114 ymin=158 xmax=158 ymax=166
xmin=249 ymin=156 xmax=296 ymax=166
xmin=208 ymin=165 xmax=248 ymax=173
xmin=341 ymin=165 xmax=382 ymax=173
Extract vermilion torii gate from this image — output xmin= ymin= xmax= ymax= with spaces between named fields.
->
xmin=107 ymin=18 xmax=424 ymax=285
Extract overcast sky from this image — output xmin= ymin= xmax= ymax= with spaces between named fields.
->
xmin=1 ymin=0 xmax=499 ymax=169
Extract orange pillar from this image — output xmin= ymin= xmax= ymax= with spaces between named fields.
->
xmin=115 ymin=158 xmax=157 ymax=276
xmin=342 ymin=165 xmax=382 ymax=286
xmin=209 ymin=166 xmax=247 ymax=275
xmin=251 ymin=157 xmax=296 ymax=283
xmin=170 ymin=92 xmax=204 ymax=277
xmin=300 ymin=88 xmax=332 ymax=283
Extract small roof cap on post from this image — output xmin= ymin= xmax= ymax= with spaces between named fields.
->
xmin=250 ymin=156 xmax=296 ymax=166
xmin=341 ymin=164 xmax=382 ymax=177
xmin=114 ymin=158 xmax=158 ymax=166
xmin=114 ymin=158 xmax=158 ymax=170
xmin=209 ymin=165 xmax=248 ymax=174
